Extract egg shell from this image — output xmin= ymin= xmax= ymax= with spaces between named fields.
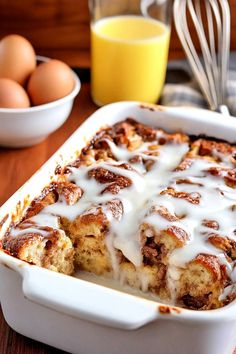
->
xmin=27 ymin=59 xmax=75 ymax=106
xmin=0 ymin=34 xmax=36 ymax=86
xmin=0 ymin=78 xmax=30 ymax=108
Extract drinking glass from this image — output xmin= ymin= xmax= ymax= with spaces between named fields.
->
xmin=89 ymin=0 xmax=172 ymax=106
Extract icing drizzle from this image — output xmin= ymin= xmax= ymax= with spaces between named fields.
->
xmin=9 ymin=125 xmax=236 ymax=298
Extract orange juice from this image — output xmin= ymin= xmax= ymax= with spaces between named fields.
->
xmin=91 ymin=15 xmax=170 ymax=106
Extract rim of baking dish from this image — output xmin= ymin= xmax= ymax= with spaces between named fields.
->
xmin=0 ymin=101 xmax=236 ymax=327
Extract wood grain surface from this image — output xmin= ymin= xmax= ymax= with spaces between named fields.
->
xmin=0 ymin=0 xmax=235 ymax=68
xmin=0 ymin=82 xmax=236 ymax=354
xmin=0 ymin=83 xmax=96 ymax=207
xmin=0 ymin=83 xmax=96 ymax=354
xmin=0 ymin=1 xmax=236 ymax=352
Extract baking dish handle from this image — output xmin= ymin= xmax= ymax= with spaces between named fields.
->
xmin=22 ymin=266 xmax=159 ymax=330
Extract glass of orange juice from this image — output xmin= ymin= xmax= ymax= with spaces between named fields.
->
xmin=89 ymin=0 xmax=172 ymax=106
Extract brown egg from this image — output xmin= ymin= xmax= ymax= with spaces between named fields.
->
xmin=0 ymin=78 xmax=30 ymax=108
xmin=0 ymin=34 xmax=36 ymax=86
xmin=27 ymin=59 xmax=75 ymax=106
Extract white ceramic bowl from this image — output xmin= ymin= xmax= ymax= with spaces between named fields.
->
xmin=0 ymin=56 xmax=81 ymax=148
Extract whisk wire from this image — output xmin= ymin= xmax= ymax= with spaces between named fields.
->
xmin=174 ymin=0 xmax=214 ymax=108
xmin=188 ymin=0 xmax=218 ymax=108
xmin=206 ymin=1 xmax=220 ymax=103
xmin=174 ymin=0 xmax=230 ymax=113
xmin=220 ymin=0 xmax=230 ymax=104
xmin=210 ymin=0 xmax=224 ymax=104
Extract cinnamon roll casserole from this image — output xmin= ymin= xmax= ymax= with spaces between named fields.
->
xmin=2 ymin=118 xmax=236 ymax=310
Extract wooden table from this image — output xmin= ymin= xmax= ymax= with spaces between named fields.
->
xmin=0 ymin=82 xmax=235 ymax=354
xmin=0 ymin=82 xmax=97 ymax=353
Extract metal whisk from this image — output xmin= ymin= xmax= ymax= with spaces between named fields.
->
xmin=174 ymin=0 xmax=231 ymax=114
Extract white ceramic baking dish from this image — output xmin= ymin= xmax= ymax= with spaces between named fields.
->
xmin=0 ymin=102 xmax=235 ymax=354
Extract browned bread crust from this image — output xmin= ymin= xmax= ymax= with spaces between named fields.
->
xmin=2 ymin=119 xmax=236 ymax=310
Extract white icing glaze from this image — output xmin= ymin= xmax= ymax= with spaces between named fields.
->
xmin=10 ymin=126 xmax=236 ymax=299
xmin=219 ymin=283 xmax=236 ymax=301
xmin=212 ymin=148 xmax=234 ymax=167
xmin=232 ymin=266 xmax=236 ymax=282
xmin=10 ymin=226 xmax=49 ymax=238
xmin=10 ymin=213 xmax=60 ymax=238
xmin=30 ymin=213 xmax=60 ymax=229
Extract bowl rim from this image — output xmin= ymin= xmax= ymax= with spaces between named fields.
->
xmin=0 ymin=55 xmax=81 ymax=115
